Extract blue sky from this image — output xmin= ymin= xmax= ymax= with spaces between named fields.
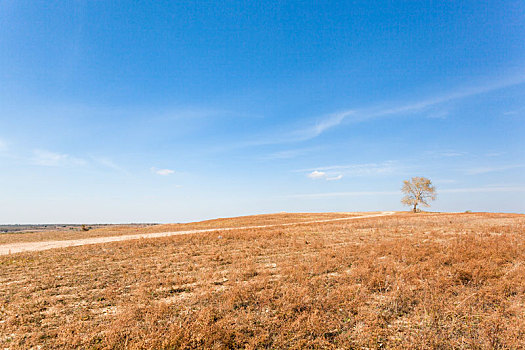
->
xmin=1 ymin=1 xmax=524 ymax=223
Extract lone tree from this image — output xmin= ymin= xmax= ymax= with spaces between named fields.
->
xmin=401 ymin=176 xmax=436 ymax=213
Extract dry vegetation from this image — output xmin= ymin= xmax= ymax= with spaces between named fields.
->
xmin=1 ymin=212 xmax=525 ymax=349
xmin=0 ymin=212 xmax=362 ymax=245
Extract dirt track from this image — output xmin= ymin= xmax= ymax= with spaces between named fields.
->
xmin=0 ymin=212 xmax=396 ymax=255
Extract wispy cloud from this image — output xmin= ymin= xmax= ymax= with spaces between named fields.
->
xmin=433 ymin=179 xmax=457 ymax=184
xmin=440 ymin=186 xmax=525 ymax=193
xmin=465 ymin=164 xmax=525 ymax=175
xmin=155 ymin=106 xmax=236 ymax=122
xmin=426 ymin=110 xmax=450 ymax=119
xmin=287 ymin=185 xmax=525 ymax=199
xmin=290 ymin=110 xmax=354 ymax=141
xmin=30 ymin=149 xmax=128 ymax=174
xmin=91 ymin=156 xmax=129 ymax=174
xmin=485 ymin=152 xmax=505 ymax=157
xmin=439 ymin=152 xmax=466 ymax=157
xmin=239 ymin=111 xmax=355 ymax=147
xmin=307 ymin=170 xmax=326 ymax=179
xmin=364 ymin=73 xmax=525 ymax=117
xmin=284 ymin=73 xmax=525 ymax=142
xmin=262 ymin=147 xmax=318 ymax=160
xmin=288 ymin=190 xmax=399 ymax=199
xmin=300 ymin=161 xmax=399 ymax=177
xmin=152 ymin=167 xmax=175 ymax=176
xmin=326 ymin=174 xmax=343 ymax=181
xmin=32 ymin=149 xmax=88 ymax=167
xmin=237 ymin=73 xmax=525 ymax=147
xmin=426 ymin=150 xmax=467 ymax=158
xmin=307 ymin=170 xmax=343 ymax=181
xmin=503 ymin=106 xmax=525 ymax=116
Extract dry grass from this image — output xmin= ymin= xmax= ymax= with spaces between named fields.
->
xmin=1 ymin=212 xmax=525 ymax=349
xmin=0 ymin=212 xmax=363 ymax=245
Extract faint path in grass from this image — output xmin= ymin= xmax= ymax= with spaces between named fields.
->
xmin=0 ymin=212 xmax=396 ymax=255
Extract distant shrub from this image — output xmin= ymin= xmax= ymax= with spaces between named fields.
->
xmin=81 ymin=225 xmax=89 ymax=232
xmin=465 ymin=210 xmax=472 ymax=213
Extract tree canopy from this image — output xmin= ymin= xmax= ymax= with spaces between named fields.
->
xmin=401 ymin=177 xmax=436 ymax=212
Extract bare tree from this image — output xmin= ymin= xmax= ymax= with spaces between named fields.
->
xmin=401 ymin=177 xmax=436 ymax=212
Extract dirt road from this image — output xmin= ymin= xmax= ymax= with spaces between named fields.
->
xmin=0 ymin=212 xmax=396 ymax=255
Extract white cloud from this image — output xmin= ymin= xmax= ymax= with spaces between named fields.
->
xmin=307 ymin=170 xmax=343 ymax=181
xmin=152 ymin=167 xmax=175 ymax=176
xmin=326 ymin=175 xmax=343 ymax=181
xmin=300 ymin=161 xmax=398 ymax=177
xmin=32 ymin=149 xmax=87 ymax=167
xmin=307 ymin=170 xmax=326 ymax=179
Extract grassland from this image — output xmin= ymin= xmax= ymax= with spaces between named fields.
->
xmin=0 ymin=212 xmax=361 ymax=245
xmin=1 ymin=212 xmax=524 ymax=349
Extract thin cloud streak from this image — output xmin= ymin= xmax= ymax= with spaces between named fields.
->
xmin=291 ymin=110 xmax=354 ymax=141
xmin=26 ymin=149 xmax=129 ymax=174
xmin=32 ymin=149 xmax=88 ymax=167
xmin=91 ymin=156 xmax=130 ymax=175
xmin=239 ymin=111 xmax=355 ymax=147
xmin=261 ymin=147 xmax=319 ymax=160
xmin=440 ymin=186 xmax=525 ymax=193
xmin=426 ymin=150 xmax=467 ymax=158
xmin=364 ymin=73 xmax=525 ymax=119
xmin=326 ymin=175 xmax=343 ymax=181
xmin=152 ymin=167 xmax=175 ymax=176
xmin=287 ymin=191 xmax=399 ymax=199
xmin=288 ymin=186 xmax=525 ymax=199
xmin=227 ymin=73 xmax=525 ymax=149
xmin=298 ymin=161 xmax=399 ymax=176
xmin=283 ymin=73 xmax=525 ymax=143
xmin=465 ymin=164 xmax=525 ymax=175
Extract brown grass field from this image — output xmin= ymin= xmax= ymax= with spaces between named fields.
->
xmin=1 ymin=212 xmax=525 ymax=349
xmin=0 ymin=212 xmax=362 ymax=245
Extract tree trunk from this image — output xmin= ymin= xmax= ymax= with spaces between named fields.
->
xmin=413 ymin=203 xmax=417 ymax=213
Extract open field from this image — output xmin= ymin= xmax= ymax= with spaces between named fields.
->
xmin=0 ymin=224 xmax=130 ymax=234
xmin=0 ymin=212 xmax=388 ymax=256
xmin=1 ymin=212 xmax=525 ymax=349
xmin=0 ymin=212 xmax=364 ymax=245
